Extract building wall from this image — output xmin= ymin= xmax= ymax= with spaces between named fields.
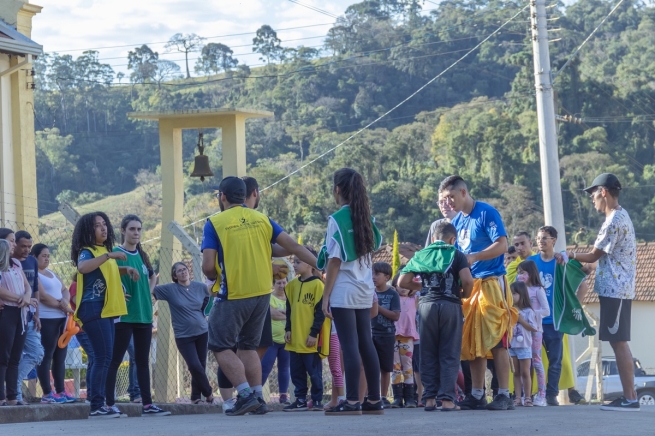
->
xmin=0 ymin=54 xmax=17 ymax=222
xmin=575 ymin=302 xmax=655 ymax=374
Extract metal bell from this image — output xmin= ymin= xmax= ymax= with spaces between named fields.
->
xmin=190 ymin=154 xmax=213 ymax=182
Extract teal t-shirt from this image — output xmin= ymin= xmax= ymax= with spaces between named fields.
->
xmin=114 ymin=246 xmax=154 ymax=324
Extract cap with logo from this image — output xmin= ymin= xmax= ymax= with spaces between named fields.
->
xmin=215 ymin=176 xmax=247 ymax=203
xmin=583 ymin=173 xmax=622 ymax=193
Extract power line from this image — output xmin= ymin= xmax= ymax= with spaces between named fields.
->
xmin=287 ymin=0 xmax=339 ymax=19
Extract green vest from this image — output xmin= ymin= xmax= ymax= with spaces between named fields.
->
xmin=317 ymin=206 xmax=382 ymax=270
xmin=114 ymin=247 xmax=153 ymax=324
xmin=553 ymin=259 xmax=596 ymax=336
xmin=402 ymin=241 xmax=456 ymax=275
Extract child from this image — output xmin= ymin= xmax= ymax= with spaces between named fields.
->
xmin=283 ymin=247 xmax=326 ymax=412
xmin=371 ymin=262 xmax=401 ymax=406
xmin=390 ymin=273 xmax=419 ymax=408
xmin=319 ymin=167 xmax=384 ymax=416
xmin=398 ymin=221 xmax=473 ymax=412
xmin=516 ymin=259 xmax=550 ymax=407
xmin=505 ymin=245 xmax=518 ymax=268
xmin=509 ymin=281 xmax=538 ymax=407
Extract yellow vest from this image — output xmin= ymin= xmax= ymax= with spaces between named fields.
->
xmin=284 ymin=277 xmax=330 ymax=357
xmin=73 ymin=246 xmax=127 ymax=325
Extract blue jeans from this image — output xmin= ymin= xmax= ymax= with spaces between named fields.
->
xmin=16 ymin=320 xmax=44 ymax=402
xmin=77 ymin=301 xmax=115 ymax=411
xmin=289 ymin=351 xmax=323 ymax=402
xmin=542 ymin=323 xmax=563 ymax=397
xmin=261 ymin=342 xmax=290 ymax=394
xmin=127 ymin=338 xmax=140 ymax=400
xmin=76 ymin=331 xmax=95 ymax=396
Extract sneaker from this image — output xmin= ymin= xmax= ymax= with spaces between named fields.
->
xmin=533 ymin=396 xmax=547 ymax=407
xmin=56 ymin=392 xmax=77 ymax=403
xmin=283 ymin=399 xmax=309 ymax=412
xmin=568 ymin=389 xmax=584 ymax=404
xmin=324 ymin=401 xmax=362 ymax=416
xmin=89 ymin=406 xmax=121 ymax=418
xmin=362 ymin=400 xmax=384 ymax=415
xmin=109 ymin=405 xmax=128 ymax=418
xmin=486 ymin=394 xmax=515 ymax=411
xmin=248 ymin=398 xmax=269 ymax=415
xmin=310 ymin=401 xmax=324 ymax=411
xmin=142 ymin=404 xmax=171 ymax=416
xmin=279 ymin=394 xmax=291 ymax=405
xmin=457 ymin=394 xmax=487 ymax=410
xmin=222 ymin=398 xmax=237 ymax=414
xmin=41 ymin=393 xmax=67 ymax=404
xmin=546 ymin=395 xmax=559 ymax=406
xmin=600 ymin=396 xmax=640 ymax=412
xmin=225 ymin=392 xmax=260 ymax=416
xmin=381 ymin=397 xmax=391 ymax=407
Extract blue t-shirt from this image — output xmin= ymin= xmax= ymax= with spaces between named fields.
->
xmin=451 ymin=201 xmax=507 ymax=279
xmin=528 ymin=254 xmax=555 ymax=324
xmin=78 ymin=249 xmax=108 ymax=303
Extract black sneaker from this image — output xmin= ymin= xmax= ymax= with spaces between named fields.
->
xmin=249 ymin=397 xmax=269 ymax=415
xmin=142 ymin=404 xmax=171 ymax=416
xmin=283 ymin=399 xmax=308 ymax=412
xmin=362 ymin=399 xmax=384 ymax=415
xmin=486 ymin=394 xmax=515 ymax=411
xmin=600 ymin=396 xmax=640 ymax=412
xmin=546 ymin=395 xmax=560 ymax=406
xmin=310 ymin=401 xmax=324 ymax=411
xmin=568 ymin=389 xmax=584 ymax=404
xmin=225 ymin=392 xmax=260 ymax=416
xmin=89 ymin=406 xmax=121 ymax=418
xmin=324 ymin=401 xmax=362 ymax=415
xmin=457 ymin=394 xmax=487 ymax=410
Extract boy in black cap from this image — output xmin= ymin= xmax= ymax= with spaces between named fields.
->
xmin=565 ymin=173 xmax=639 ymax=412
xmin=201 ymin=176 xmax=318 ymax=416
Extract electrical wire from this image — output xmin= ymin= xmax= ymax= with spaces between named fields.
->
xmin=287 ymin=0 xmax=339 ymax=19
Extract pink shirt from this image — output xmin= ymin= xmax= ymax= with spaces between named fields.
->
xmin=395 ymin=295 xmax=419 ymax=340
xmin=527 ymin=286 xmax=550 ymax=332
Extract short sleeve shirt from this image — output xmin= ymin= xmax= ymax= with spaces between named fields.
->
xmin=79 ymin=249 xmax=107 ymax=303
xmin=593 ymin=208 xmax=637 ymax=299
xmin=418 ymin=250 xmax=469 ymax=305
xmin=371 ymin=288 xmax=400 ymax=336
xmin=528 ymin=254 xmax=556 ymax=324
xmin=153 ymin=282 xmax=210 ymax=338
xmin=451 ymin=201 xmax=507 ymax=279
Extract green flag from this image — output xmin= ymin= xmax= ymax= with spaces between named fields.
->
xmin=553 ymin=259 xmax=596 ymax=336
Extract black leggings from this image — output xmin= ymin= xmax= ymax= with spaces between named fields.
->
xmin=105 ymin=323 xmax=152 ymax=406
xmin=37 ymin=317 xmax=67 ymax=395
xmin=332 ymin=307 xmax=381 ymax=402
xmin=0 ymin=306 xmax=28 ymax=401
xmin=175 ymin=332 xmax=213 ymax=400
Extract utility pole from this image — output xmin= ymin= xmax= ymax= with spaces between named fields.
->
xmin=530 ymin=0 xmax=567 ymax=252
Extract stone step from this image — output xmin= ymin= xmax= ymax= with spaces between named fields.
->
xmin=0 ymin=403 xmax=89 ymax=424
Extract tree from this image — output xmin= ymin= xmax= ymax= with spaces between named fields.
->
xmin=195 ymin=43 xmax=238 ymax=76
xmin=154 ymin=60 xmax=182 ymax=87
xmin=127 ymin=45 xmax=159 ymax=83
xmin=36 ymin=128 xmax=77 ymax=199
xmin=253 ymin=25 xmax=283 ymax=64
xmin=165 ymin=33 xmax=205 ymax=78
xmin=116 ymin=71 xmax=125 ymax=84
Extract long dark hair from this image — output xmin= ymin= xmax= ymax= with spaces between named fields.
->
xmin=120 ymin=214 xmax=153 ymax=271
xmin=517 ymin=259 xmax=542 ymax=288
xmin=510 ymin=281 xmax=533 ymax=310
xmin=30 ymin=243 xmax=49 ymax=258
xmin=333 ymin=168 xmax=375 ymax=261
xmin=71 ymin=212 xmax=115 ymax=266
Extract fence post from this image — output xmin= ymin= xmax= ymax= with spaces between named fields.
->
xmin=58 ymin=202 xmax=81 ymax=225
xmin=167 ymin=221 xmax=203 ymax=282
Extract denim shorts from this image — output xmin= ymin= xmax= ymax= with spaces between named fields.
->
xmin=509 ymin=347 xmax=531 ymax=360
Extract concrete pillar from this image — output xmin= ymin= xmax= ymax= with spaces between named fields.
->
xmin=221 ymin=115 xmax=247 ymax=177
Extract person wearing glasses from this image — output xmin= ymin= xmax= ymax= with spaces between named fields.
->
xmin=425 ymin=192 xmax=458 ymax=247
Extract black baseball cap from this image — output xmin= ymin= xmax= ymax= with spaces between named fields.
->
xmin=215 ymin=176 xmax=247 ymax=203
xmin=583 ymin=173 xmax=622 ymax=193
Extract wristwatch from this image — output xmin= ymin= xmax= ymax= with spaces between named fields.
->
xmin=105 ymin=253 xmax=110 ymax=260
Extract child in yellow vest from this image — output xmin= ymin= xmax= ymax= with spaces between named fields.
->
xmin=283 ymin=247 xmax=326 ymax=412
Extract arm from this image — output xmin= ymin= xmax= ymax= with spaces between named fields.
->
xmin=270 ymin=306 xmax=286 ymax=321
xmin=78 ymin=251 xmax=125 ymax=274
xmin=459 ymin=267 xmax=474 ymax=299
xmin=321 ymin=257 xmax=341 ymax=320
xmin=149 ymin=272 xmax=157 ymax=292
xmin=398 ymin=273 xmax=422 ymax=291
xmin=467 ymin=236 xmax=508 ymax=265
xmin=275 ymin=232 xmax=317 ymax=269
xmin=370 ymin=298 xmax=378 ymax=318
xmin=568 ymin=247 xmax=605 ymax=264
xmin=202 ymin=249 xmax=219 ymax=281
xmin=271 ymin=243 xmax=291 ymax=257
xmin=536 ymin=287 xmax=550 ymax=318
xmin=518 ymin=312 xmax=538 ymax=332
xmin=0 ymin=284 xmax=22 ymax=304
xmin=309 ymin=297 xmax=326 ymax=338
xmin=285 ymin=298 xmax=292 ymax=333
xmin=118 ymin=266 xmax=140 ymax=281
xmin=378 ymin=305 xmax=400 ymax=322
xmin=39 ymin=285 xmax=62 ymax=309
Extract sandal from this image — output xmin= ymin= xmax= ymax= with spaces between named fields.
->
xmin=524 ymin=398 xmax=533 ymax=407
xmin=513 ymin=398 xmax=522 ymax=407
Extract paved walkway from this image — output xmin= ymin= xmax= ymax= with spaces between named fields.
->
xmin=4 ymin=406 xmax=653 ymax=435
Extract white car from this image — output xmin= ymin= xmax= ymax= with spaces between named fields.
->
xmin=576 ymin=357 xmax=655 ymax=406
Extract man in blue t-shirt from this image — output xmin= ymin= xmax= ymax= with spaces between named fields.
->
xmin=439 ymin=175 xmax=515 ymax=411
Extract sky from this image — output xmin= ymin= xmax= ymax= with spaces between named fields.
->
xmin=30 ymin=0 xmax=360 ymax=78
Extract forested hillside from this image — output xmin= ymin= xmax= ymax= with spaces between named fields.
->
xmin=34 ymin=0 xmax=655 ymax=246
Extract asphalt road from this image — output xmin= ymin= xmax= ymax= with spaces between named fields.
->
xmin=4 ymin=405 xmax=654 ymax=435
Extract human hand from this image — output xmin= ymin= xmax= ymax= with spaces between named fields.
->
xmin=306 ymin=336 xmax=317 ymax=348
xmin=125 ymin=292 xmax=132 ymax=302
xmin=34 ymin=316 xmax=42 ymax=332
xmin=29 ymin=297 xmax=39 ymax=309
xmin=554 ymin=252 xmax=567 ymax=265
xmin=465 ymin=253 xmax=477 ymax=266
xmin=322 ymin=300 xmax=333 ymax=320
xmin=273 ymin=263 xmax=289 ymax=280
xmin=284 ymin=331 xmax=291 ymax=344
xmin=109 ymin=251 xmax=127 ymax=261
xmin=127 ymin=267 xmax=140 ymax=282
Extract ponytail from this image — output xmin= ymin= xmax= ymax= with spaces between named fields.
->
xmin=333 ymin=168 xmax=375 ymax=263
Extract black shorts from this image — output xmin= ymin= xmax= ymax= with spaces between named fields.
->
xmin=257 ymin=308 xmax=273 ymax=349
xmin=599 ymin=296 xmax=631 ymax=342
xmin=413 ymin=342 xmax=421 ymax=373
xmin=372 ymin=335 xmax=395 ymax=373
xmin=208 ymin=294 xmax=270 ymax=352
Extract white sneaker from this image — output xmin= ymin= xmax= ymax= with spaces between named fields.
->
xmin=533 ymin=396 xmax=547 ymax=407
xmin=222 ymin=398 xmax=236 ymax=413
xmin=109 ymin=405 xmax=128 ymax=418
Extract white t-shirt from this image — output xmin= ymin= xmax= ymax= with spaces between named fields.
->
xmin=326 ymin=217 xmax=375 ymax=309
xmin=593 ymin=208 xmax=637 ymax=299
xmin=39 ymin=269 xmax=66 ymax=319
